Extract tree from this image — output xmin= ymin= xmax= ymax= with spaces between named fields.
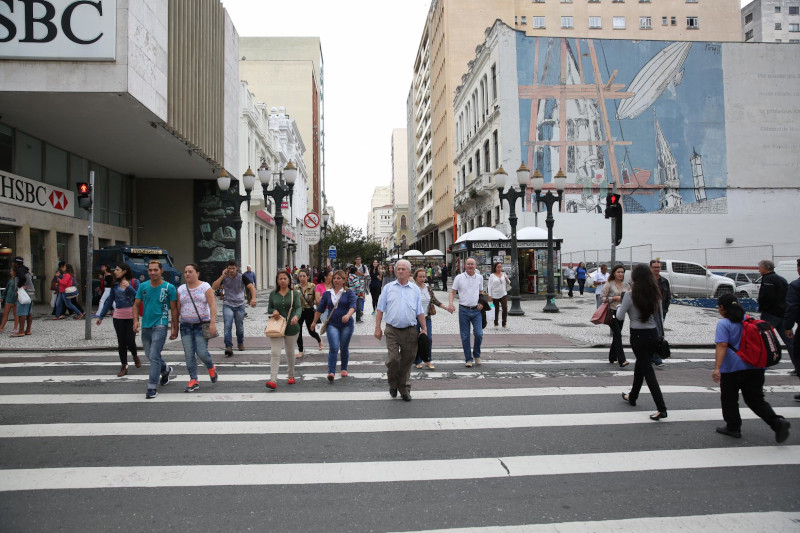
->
xmin=318 ymin=224 xmax=383 ymax=268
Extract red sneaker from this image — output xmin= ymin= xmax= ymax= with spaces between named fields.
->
xmin=208 ymin=366 xmax=218 ymax=383
xmin=287 ymin=378 xmax=296 ymax=385
xmin=265 ymin=381 xmax=277 ymax=389
xmin=340 ymin=370 xmax=348 ymax=378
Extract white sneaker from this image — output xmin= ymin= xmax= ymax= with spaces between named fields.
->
xmin=465 ymin=361 xmax=473 ymax=368
xmin=475 ymin=357 xmax=482 ymax=366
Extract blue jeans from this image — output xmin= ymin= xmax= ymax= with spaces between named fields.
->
xmin=56 ymin=292 xmax=82 ymax=317
xmin=222 ymin=304 xmax=245 ymax=348
xmin=595 ymin=293 xmax=603 ymax=308
xmin=142 ymin=325 xmax=168 ymax=389
xmin=326 ymin=321 xmax=354 ymax=374
xmin=414 ymin=316 xmax=433 ymax=364
xmin=355 ymin=297 xmax=364 ymax=321
xmin=458 ymin=307 xmax=483 ymax=362
xmin=180 ymin=322 xmax=215 ymax=380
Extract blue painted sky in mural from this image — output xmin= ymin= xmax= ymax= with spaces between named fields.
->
xmin=516 ymin=34 xmax=727 ymax=213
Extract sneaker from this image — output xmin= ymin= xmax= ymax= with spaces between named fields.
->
xmin=224 ymin=347 xmax=234 ymax=357
xmin=287 ymin=378 xmax=296 ymax=385
xmin=372 ymin=311 xmax=376 ymax=315
xmin=238 ymin=344 xmax=245 ymax=351
xmin=145 ymin=388 xmax=158 ymax=399
xmin=341 ymin=370 xmax=348 ymax=378
xmin=208 ymin=366 xmax=218 ymax=383
xmin=774 ymin=418 xmax=791 ymax=443
xmin=475 ymin=357 xmax=482 ymax=366
xmin=265 ymin=381 xmax=277 ymax=389
xmin=465 ymin=361 xmax=473 ymax=368
xmin=185 ymin=379 xmax=200 ymax=392
xmin=327 ymin=373 xmax=335 ymax=382
xmin=160 ymin=366 xmax=174 ymax=386
xmin=655 ymin=362 xmax=666 ymax=368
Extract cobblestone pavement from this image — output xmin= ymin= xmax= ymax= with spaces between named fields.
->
xmin=0 ymin=287 xmax=725 ymax=351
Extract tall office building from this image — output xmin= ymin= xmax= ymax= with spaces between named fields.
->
xmin=391 ymin=129 xmax=410 ymax=252
xmin=742 ymin=0 xmax=800 ymax=42
xmin=407 ymin=0 xmax=742 ymax=263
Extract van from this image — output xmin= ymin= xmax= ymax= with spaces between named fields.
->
xmin=776 ymin=260 xmax=798 ymax=283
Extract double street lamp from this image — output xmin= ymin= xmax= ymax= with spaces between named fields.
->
xmin=316 ymin=209 xmax=330 ymax=274
xmin=494 ymin=163 xmax=530 ymax=317
xmin=531 ymin=168 xmax=567 ymax=313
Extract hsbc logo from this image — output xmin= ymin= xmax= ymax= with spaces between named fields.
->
xmin=49 ymin=190 xmax=68 ymax=210
xmin=0 ymin=171 xmax=75 ymax=217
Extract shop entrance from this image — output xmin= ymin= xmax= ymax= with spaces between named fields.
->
xmin=0 ymin=224 xmax=16 ymax=297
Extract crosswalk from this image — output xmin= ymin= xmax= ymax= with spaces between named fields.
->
xmin=1 ymin=345 xmax=799 ymax=531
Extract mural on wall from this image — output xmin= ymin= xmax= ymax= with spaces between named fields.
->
xmin=516 ymin=36 xmax=727 ymax=215
xmin=194 ymin=180 xmax=240 ymax=283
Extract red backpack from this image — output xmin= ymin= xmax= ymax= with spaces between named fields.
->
xmin=734 ymin=316 xmax=782 ymax=368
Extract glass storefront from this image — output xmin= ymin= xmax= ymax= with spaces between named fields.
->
xmin=0 ymin=225 xmax=16 ymax=298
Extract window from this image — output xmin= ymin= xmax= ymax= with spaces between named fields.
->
xmin=639 ymin=0 xmax=651 ymax=2
xmin=791 ymin=6 xmax=799 ymax=15
xmin=671 ymin=16 xmax=677 ymax=25
xmin=745 ymin=29 xmax=753 ymax=40
xmin=776 ymin=23 xmax=782 ymax=30
xmin=612 ymin=0 xmax=624 ymax=2
xmin=562 ymin=16 xmax=573 ymax=28
xmin=44 ymin=144 xmax=68 ymax=189
xmin=475 ymin=150 xmax=481 ymax=176
xmin=686 ymin=16 xmax=698 ymax=29
xmin=744 ymin=13 xmax=753 ymax=24
xmin=775 ymin=6 xmax=781 ymax=13
xmin=521 ymin=16 xmax=527 ymax=25
xmin=790 ymin=23 xmax=800 ymax=32
xmin=588 ymin=0 xmax=600 ymax=3
xmin=15 ymin=132 xmax=42 ymax=181
xmin=776 ymin=39 xmax=783 ymax=42
xmin=514 ymin=16 xmax=518 ymax=25
xmin=400 ymin=215 xmax=406 ymax=229
xmin=533 ymin=16 xmax=545 ymax=28
xmin=613 ymin=16 xmax=625 ymax=29
xmin=589 ymin=16 xmax=602 ymax=28
xmin=492 ymin=130 xmax=499 ymax=170
xmin=662 ymin=16 xmax=668 ymax=25
xmin=491 ymin=64 xmax=497 ymax=101
xmin=685 ymin=0 xmax=698 ymax=3
xmin=0 ymin=124 xmax=12 ymax=173
xmin=483 ymin=140 xmax=490 ymax=173
xmin=790 ymin=39 xmax=800 ymax=42
xmin=640 ymin=16 xmax=652 ymax=29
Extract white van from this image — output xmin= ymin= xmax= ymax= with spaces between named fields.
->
xmin=776 ymin=260 xmax=798 ymax=283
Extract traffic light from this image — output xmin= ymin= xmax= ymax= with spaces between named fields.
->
xmin=77 ymin=182 xmax=92 ymax=210
xmin=604 ymin=193 xmax=621 ymax=219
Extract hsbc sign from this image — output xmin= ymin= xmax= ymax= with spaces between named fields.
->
xmin=0 ymin=0 xmax=116 ymax=61
xmin=0 ymin=170 xmax=75 ymax=216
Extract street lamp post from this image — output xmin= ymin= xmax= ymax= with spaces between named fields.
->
xmin=531 ymin=168 xmax=567 ymax=313
xmin=216 ymin=167 xmax=257 ymax=265
xmin=256 ymin=160 xmax=297 ymax=273
xmin=495 ymin=164 xmax=528 ymax=317
xmin=316 ymin=209 xmax=330 ymax=274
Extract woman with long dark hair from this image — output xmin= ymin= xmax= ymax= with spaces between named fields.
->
xmin=176 ymin=263 xmax=218 ymax=392
xmin=487 ymin=262 xmax=510 ymax=329
xmin=601 ymin=264 xmax=630 ymax=367
xmin=368 ymin=259 xmax=383 ymax=315
xmin=54 ymin=263 xmax=84 ymax=320
xmin=97 ymin=263 xmax=140 ymax=376
xmin=576 ymin=262 xmax=587 ymax=296
xmin=616 ymin=264 xmax=668 ymax=421
xmin=381 ymin=264 xmax=396 ymax=287
xmin=265 ymin=270 xmax=302 ymax=390
xmin=295 ymin=268 xmax=323 ymax=356
xmin=712 ymin=293 xmax=789 ymax=441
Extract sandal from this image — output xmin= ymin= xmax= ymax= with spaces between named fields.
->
xmin=10 ymin=333 xmax=25 ymax=338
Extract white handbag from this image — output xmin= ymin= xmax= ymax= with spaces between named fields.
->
xmin=17 ymin=288 xmax=31 ymax=305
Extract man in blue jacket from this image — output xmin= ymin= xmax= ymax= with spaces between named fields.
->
xmin=782 ymin=258 xmax=800 ymax=401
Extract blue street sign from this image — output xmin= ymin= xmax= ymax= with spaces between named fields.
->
xmin=328 ymin=246 xmax=337 ymax=259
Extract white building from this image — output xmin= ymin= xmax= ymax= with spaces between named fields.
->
xmin=743 ymin=0 xmax=800 ymax=42
xmin=368 ymin=186 xmax=393 ymax=249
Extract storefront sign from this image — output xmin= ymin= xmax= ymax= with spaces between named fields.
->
xmin=469 ymin=240 xmax=554 ymax=249
xmin=0 ymin=171 xmax=74 ymax=216
xmin=0 ymin=0 xmax=117 ymax=61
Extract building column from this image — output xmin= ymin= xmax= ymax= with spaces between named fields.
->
xmin=44 ymin=229 xmax=58 ymax=276
xmin=15 ymin=224 xmax=31 ymax=266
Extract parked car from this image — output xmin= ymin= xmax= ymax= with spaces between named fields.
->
xmin=722 ymin=272 xmax=761 ymax=299
xmin=656 ymin=260 xmax=736 ymax=298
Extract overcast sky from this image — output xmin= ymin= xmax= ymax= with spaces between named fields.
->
xmin=223 ymin=0 xmax=751 ymax=230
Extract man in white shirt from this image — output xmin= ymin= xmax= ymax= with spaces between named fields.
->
xmin=447 ymin=257 xmax=485 ymax=367
xmin=592 ymin=264 xmax=609 ymax=308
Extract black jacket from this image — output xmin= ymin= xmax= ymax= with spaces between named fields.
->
xmin=657 ymin=276 xmax=671 ymax=315
xmin=758 ymin=271 xmax=788 ymax=317
xmin=784 ymin=277 xmax=800 ymax=332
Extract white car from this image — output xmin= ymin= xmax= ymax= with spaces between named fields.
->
xmin=722 ymin=272 xmax=761 ymax=299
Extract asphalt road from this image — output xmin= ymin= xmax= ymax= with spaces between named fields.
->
xmin=0 ymin=342 xmax=799 ymax=532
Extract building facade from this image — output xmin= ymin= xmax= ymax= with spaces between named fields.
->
xmin=368 ymin=186 xmax=393 ymax=249
xmin=455 ymin=21 xmax=800 ymax=266
xmin=742 ymin=0 xmax=800 ymax=42
xmin=0 ymin=0 xmax=239 ymax=300
xmin=390 ymin=129 xmax=410 ymax=253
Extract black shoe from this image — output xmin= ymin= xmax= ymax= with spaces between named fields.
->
xmin=401 ymin=393 xmax=412 ymax=402
xmin=145 ymin=388 xmax=158 ymax=399
xmin=794 ymin=394 xmax=800 ymax=402
xmin=716 ymin=426 xmax=742 ymax=438
xmin=774 ymin=418 xmax=791 ymax=443
xmin=649 ymin=411 xmax=667 ymax=421
xmin=389 ymin=388 xmax=398 ymax=398
xmin=620 ymin=361 xmax=630 ymax=368
xmin=622 ymin=392 xmax=636 ymax=406
xmin=224 ymin=347 xmax=233 ymax=357
xmin=159 ymin=366 xmax=174 ymax=386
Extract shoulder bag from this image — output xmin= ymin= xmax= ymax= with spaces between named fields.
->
xmin=319 ymin=292 xmax=341 ymax=336
xmin=17 ymin=287 xmax=31 ymax=306
xmin=427 ymin=285 xmax=437 ymax=316
xmin=265 ymin=289 xmax=294 ymax=338
xmin=187 ymin=285 xmax=216 ymax=340
xmin=654 ymin=303 xmax=671 ymax=358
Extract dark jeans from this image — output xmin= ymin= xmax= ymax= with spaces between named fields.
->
xmin=370 ymin=285 xmax=381 ymax=311
xmin=628 ymin=328 xmax=667 ymax=412
xmin=609 ymin=313 xmax=627 ymax=365
xmin=566 ymin=278 xmax=575 ymax=297
xmin=720 ymin=369 xmax=782 ymax=431
xmin=761 ymin=312 xmax=797 ymax=373
xmin=577 ymin=278 xmax=586 ymax=295
xmin=441 ymin=277 xmax=447 ymax=291
xmin=112 ymin=318 xmax=137 ymax=366
xmin=296 ymin=307 xmax=322 ymax=352
xmin=493 ymin=295 xmax=508 ymax=327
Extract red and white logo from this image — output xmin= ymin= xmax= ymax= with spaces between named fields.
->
xmin=49 ymin=190 xmax=69 ymax=211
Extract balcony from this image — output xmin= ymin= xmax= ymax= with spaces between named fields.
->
xmin=453 ymin=171 xmax=495 ymax=212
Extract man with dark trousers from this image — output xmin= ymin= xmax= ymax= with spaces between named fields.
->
xmin=782 ymin=258 xmax=800 ymax=398
xmin=758 ymin=259 xmax=792 ymax=374
xmin=440 ymin=262 xmax=449 ymax=291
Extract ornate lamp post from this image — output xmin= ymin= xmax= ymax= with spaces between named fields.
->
xmin=318 ymin=209 xmax=330 ymax=270
xmin=256 ymin=160 xmax=297 ymax=272
xmin=216 ymin=167 xmax=257 ymax=265
xmin=531 ymin=168 xmax=567 ymax=313
xmin=495 ymin=164 xmax=529 ymax=317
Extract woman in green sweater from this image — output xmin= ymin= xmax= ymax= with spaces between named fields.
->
xmin=265 ymin=270 xmax=302 ymax=390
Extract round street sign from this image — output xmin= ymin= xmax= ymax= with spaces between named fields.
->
xmin=304 ymin=212 xmax=320 ymax=229
xmin=304 ymin=226 xmax=320 ymax=245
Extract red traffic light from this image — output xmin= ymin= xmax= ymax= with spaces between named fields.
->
xmin=77 ymin=182 xmax=90 ymax=195
xmin=609 ymin=193 xmax=620 ymax=205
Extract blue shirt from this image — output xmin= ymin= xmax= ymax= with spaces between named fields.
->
xmin=377 ymin=280 xmax=424 ymax=328
xmin=136 ymin=281 xmax=177 ymax=329
xmin=317 ymin=289 xmax=357 ymax=329
xmin=99 ymin=282 xmax=138 ymax=317
xmin=715 ymin=317 xmax=761 ymax=373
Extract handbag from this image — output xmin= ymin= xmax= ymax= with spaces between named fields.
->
xmin=17 ymin=287 xmax=31 ymax=305
xmin=590 ymin=303 xmax=611 ymax=325
xmin=265 ymin=289 xmax=294 ymax=338
xmin=65 ymin=286 xmax=78 ymax=298
xmin=654 ymin=304 xmax=671 ymax=358
xmin=186 ymin=285 xmax=217 ymax=340
xmin=319 ymin=292 xmax=341 ymax=336
xmin=427 ymin=286 xmax=437 ymax=316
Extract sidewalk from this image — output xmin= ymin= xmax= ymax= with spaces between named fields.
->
xmin=0 ymin=288 xmax=724 ymax=352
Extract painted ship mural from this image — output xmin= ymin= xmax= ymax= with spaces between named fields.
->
xmin=517 ymin=35 xmax=727 ymax=214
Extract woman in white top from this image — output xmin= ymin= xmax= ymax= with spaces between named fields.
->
xmin=176 ymin=263 xmax=219 ymax=392
xmin=412 ymin=267 xmax=448 ymax=369
xmin=487 ymin=262 xmax=511 ymax=328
